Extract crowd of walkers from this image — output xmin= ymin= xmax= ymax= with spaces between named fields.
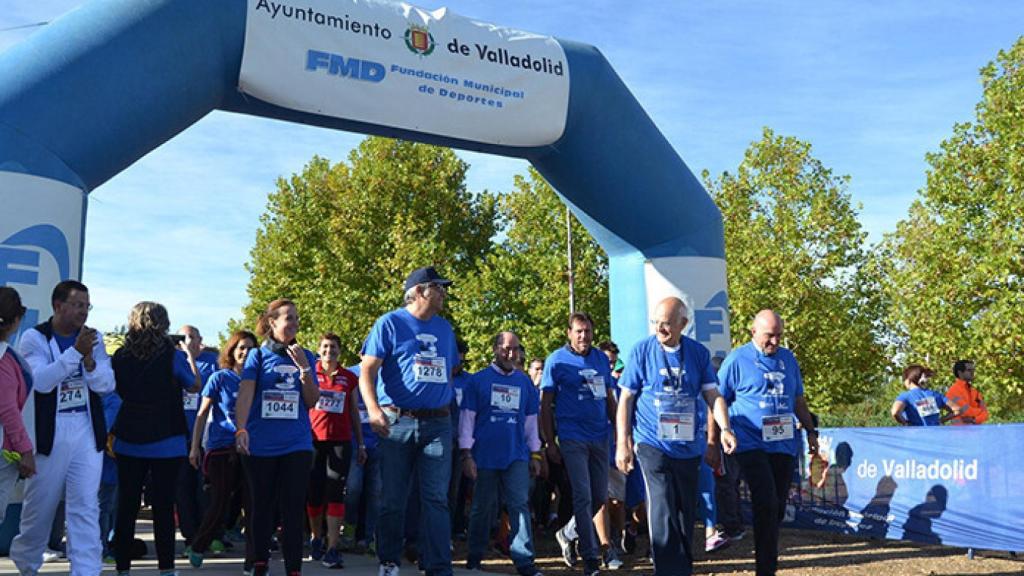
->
xmin=0 ymin=268 xmax=991 ymax=576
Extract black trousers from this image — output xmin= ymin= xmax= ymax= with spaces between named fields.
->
xmin=714 ymin=452 xmax=745 ymax=534
xmin=308 ymin=440 xmax=353 ymax=511
xmin=115 ymin=455 xmax=184 ymax=571
xmin=636 ymin=443 xmax=700 ymax=576
xmin=735 ymin=450 xmax=795 ymax=576
xmin=242 ymin=451 xmax=313 ymax=572
xmin=193 ymin=448 xmax=250 ymax=560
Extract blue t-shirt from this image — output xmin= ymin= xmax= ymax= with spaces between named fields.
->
xmin=241 ymin=345 xmax=316 ymax=457
xmin=203 ymin=369 xmax=242 ymax=450
xmin=347 ymin=363 xmax=378 ymax=453
xmin=896 ymin=388 xmax=947 ymax=426
xmin=53 ymin=331 xmax=87 ymax=414
xmin=114 ymin=350 xmax=196 ymax=458
xmin=464 ymin=365 xmax=539 ymax=470
xmin=618 ymin=335 xmax=718 ymax=459
xmin=184 ymin=351 xmax=219 ymax=432
xmin=717 ymin=342 xmax=805 ymax=456
xmin=362 ymin=308 xmax=460 ymax=410
xmin=101 ymin=392 xmax=122 ymax=486
xmin=541 ymin=345 xmax=614 ymax=443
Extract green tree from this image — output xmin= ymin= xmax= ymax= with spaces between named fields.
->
xmin=450 ymin=168 xmax=609 ymax=369
xmin=877 ymin=37 xmax=1024 ymax=417
xmin=703 ymin=128 xmax=886 ymax=411
xmin=239 ymin=137 xmax=498 ymax=365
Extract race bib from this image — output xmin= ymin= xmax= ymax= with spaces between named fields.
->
xmin=183 ymin=392 xmax=199 ymax=411
xmin=915 ymin=396 xmax=939 ymax=417
xmin=316 ymin=390 xmax=346 ymax=414
xmin=490 ymin=384 xmax=521 ymax=412
xmin=414 ymin=355 xmax=447 ymax=383
xmin=658 ymin=412 xmax=695 ymax=442
xmin=586 ymin=375 xmax=607 ymax=400
xmin=262 ymin=390 xmax=300 ymax=420
xmin=762 ymin=414 xmax=794 ymax=442
xmin=58 ymin=378 xmax=87 ymax=411
xmin=655 ymin=393 xmax=695 ymax=442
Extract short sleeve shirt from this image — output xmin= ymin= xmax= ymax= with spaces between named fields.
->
xmin=362 ymin=308 xmax=460 ymax=410
xmin=717 ymin=342 xmax=805 ymax=456
xmin=310 ymin=364 xmax=358 ymax=442
xmin=240 ymin=345 xmax=316 ymax=457
xmin=896 ymin=388 xmax=947 ymax=426
xmin=541 ymin=345 xmax=613 ymax=443
xmin=618 ymin=335 xmax=717 ymax=459
xmin=463 ymin=365 xmax=539 ymax=470
xmin=203 ymin=369 xmax=242 ymax=450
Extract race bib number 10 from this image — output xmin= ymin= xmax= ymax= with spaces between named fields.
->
xmin=490 ymin=384 xmax=521 ymax=412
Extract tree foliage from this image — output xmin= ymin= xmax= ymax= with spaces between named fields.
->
xmin=238 ymin=137 xmax=497 ymax=365
xmin=450 ymin=168 xmax=609 ymax=369
xmin=703 ymin=128 xmax=886 ymax=411
xmin=876 ymin=37 xmax=1024 ymax=415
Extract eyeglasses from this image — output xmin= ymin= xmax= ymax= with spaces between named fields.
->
xmin=426 ymin=282 xmax=448 ymax=293
xmin=65 ymin=301 xmax=93 ymax=311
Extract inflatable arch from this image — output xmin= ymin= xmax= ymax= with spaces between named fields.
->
xmin=0 ymin=0 xmax=731 ymax=359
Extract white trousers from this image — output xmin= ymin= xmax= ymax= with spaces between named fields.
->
xmin=10 ymin=412 xmax=102 ymax=576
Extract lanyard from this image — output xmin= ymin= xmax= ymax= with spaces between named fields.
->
xmin=659 ymin=342 xmax=685 ymax=392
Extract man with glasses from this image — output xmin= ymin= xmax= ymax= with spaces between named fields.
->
xmin=542 ymin=312 xmax=617 ymax=576
xmin=11 ymin=280 xmax=115 ymax=576
xmin=714 ymin=310 xmax=818 ymax=576
xmin=615 ymin=297 xmax=736 ymax=576
xmin=360 ymin=267 xmax=460 ymax=576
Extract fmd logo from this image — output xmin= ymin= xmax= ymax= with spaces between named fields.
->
xmin=693 ymin=290 xmax=729 ymax=359
xmin=1 ymin=224 xmax=71 ymax=341
xmin=305 ymin=49 xmax=386 ymax=82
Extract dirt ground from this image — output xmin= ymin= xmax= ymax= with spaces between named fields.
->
xmin=465 ymin=526 xmax=1024 ymax=576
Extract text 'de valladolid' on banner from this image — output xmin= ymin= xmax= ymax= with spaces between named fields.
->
xmin=239 ymin=0 xmax=571 ymax=147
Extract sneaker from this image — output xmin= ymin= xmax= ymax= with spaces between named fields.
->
xmin=186 ymin=546 xmax=204 ymax=568
xmin=322 ymin=547 xmax=345 ymax=569
xmin=705 ymin=531 xmax=730 ymax=553
xmin=309 ymin=536 xmax=325 ymax=561
xmin=725 ymin=528 xmax=746 ymax=542
xmin=378 ymin=562 xmax=400 ymax=576
xmin=602 ymin=547 xmax=623 ymax=570
xmin=210 ymin=539 xmax=226 ymax=554
xmin=103 ymin=555 xmax=116 ymax=565
xmin=555 ymin=527 xmax=577 ymax=568
xmin=42 ymin=548 xmax=62 ymax=563
xmin=584 ymin=559 xmax=602 ymax=576
xmin=226 ymin=528 xmax=246 ymax=543
xmin=252 ymin=562 xmax=270 ymax=576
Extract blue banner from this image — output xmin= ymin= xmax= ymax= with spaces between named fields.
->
xmin=784 ymin=423 xmax=1024 ymax=552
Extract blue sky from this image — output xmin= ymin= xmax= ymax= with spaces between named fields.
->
xmin=2 ymin=1 xmax=1022 ymax=340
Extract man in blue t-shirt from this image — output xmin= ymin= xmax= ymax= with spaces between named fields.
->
xmin=359 ymin=266 xmax=460 ymax=576
xmin=716 ymin=310 xmax=818 ymax=576
xmin=459 ymin=331 xmax=542 ymax=576
xmin=891 ymin=365 xmax=958 ymax=426
xmin=175 ymin=324 xmax=219 ymax=550
xmin=615 ymin=297 xmax=736 ymax=576
xmin=541 ymin=312 xmax=617 ymax=576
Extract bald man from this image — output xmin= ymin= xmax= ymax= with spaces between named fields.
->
xmin=615 ymin=297 xmax=736 ymax=576
xmin=715 ymin=310 xmax=818 ymax=576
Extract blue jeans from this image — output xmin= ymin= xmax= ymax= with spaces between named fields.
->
xmin=636 ymin=443 xmax=700 ymax=576
xmin=345 ymin=445 xmax=381 ymax=544
xmin=98 ymin=483 xmax=118 ymax=556
xmin=467 ymin=460 xmax=535 ymax=573
xmin=559 ymin=439 xmax=608 ymax=563
xmin=377 ymin=412 xmax=452 ymax=575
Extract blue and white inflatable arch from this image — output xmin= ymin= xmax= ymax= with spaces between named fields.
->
xmin=0 ymin=0 xmax=730 ymax=358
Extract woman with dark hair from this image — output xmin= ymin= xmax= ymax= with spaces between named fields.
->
xmin=234 ymin=299 xmax=319 ymax=576
xmin=186 ymin=330 xmax=258 ymax=568
xmin=111 ymin=301 xmax=201 ymax=576
xmin=307 ymin=332 xmax=365 ymax=568
xmin=891 ymin=365 xmax=959 ymax=426
xmin=0 ymin=286 xmax=35 ymax=520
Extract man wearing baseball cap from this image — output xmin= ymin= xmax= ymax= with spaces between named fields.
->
xmin=359 ymin=266 xmax=460 ymax=576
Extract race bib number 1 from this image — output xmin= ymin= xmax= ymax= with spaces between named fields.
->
xmin=414 ymin=355 xmax=448 ymax=383
xmin=762 ymin=414 xmax=794 ymax=442
xmin=658 ymin=412 xmax=695 ymax=442
xmin=262 ymin=390 xmax=299 ymax=420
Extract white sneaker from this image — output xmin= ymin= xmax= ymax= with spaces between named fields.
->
xmin=378 ymin=562 xmax=400 ymax=576
xmin=42 ymin=548 xmax=62 ymax=563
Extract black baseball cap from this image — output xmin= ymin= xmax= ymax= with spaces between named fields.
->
xmin=404 ymin=266 xmax=453 ymax=291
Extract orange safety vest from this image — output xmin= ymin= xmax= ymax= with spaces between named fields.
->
xmin=945 ymin=379 xmax=989 ymax=425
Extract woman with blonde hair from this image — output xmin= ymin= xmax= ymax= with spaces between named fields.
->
xmin=111 ymin=302 xmax=201 ymax=576
xmin=234 ymin=299 xmax=319 ymax=576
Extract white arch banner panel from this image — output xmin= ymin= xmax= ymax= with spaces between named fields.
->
xmin=239 ymin=0 xmax=571 ymax=147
